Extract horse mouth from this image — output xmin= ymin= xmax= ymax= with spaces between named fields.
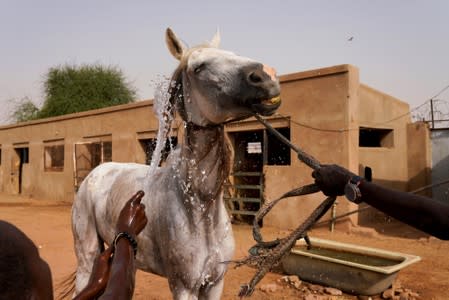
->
xmin=251 ymin=95 xmax=282 ymax=115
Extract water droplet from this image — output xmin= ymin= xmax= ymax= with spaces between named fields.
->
xmin=147 ymin=76 xmax=174 ymax=177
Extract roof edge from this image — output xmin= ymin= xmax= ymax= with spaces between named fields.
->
xmin=0 ymin=99 xmax=154 ymax=130
xmin=280 ymin=64 xmax=355 ymax=83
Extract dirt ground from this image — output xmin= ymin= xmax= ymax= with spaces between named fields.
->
xmin=1 ymin=197 xmax=448 ymax=300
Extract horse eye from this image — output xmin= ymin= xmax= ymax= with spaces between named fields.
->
xmin=194 ymin=64 xmax=205 ymax=74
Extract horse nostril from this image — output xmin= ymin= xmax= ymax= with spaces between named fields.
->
xmin=248 ymin=71 xmax=263 ymax=84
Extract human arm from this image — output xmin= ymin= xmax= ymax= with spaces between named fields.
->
xmin=73 ymin=247 xmax=114 ymax=300
xmin=359 ymin=180 xmax=449 ymax=239
xmin=98 ymin=238 xmax=135 ymax=300
xmin=312 ymin=164 xmax=449 ymax=240
xmin=99 ymin=190 xmax=148 ymax=300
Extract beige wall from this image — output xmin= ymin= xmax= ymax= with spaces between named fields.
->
xmin=0 ymin=101 xmax=158 ymax=201
xmin=355 ymin=84 xmax=416 ymax=224
xmin=0 ymin=64 xmax=432 ymax=232
xmin=263 ymin=65 xmax=361 ymax=229
xmin=358 ymin=84 xmax=411 ymax=190
xmin=260 ymin=65 xmax=429 ymax=230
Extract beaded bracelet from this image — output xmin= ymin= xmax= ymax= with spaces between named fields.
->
xmin=112 ymin=232 xmax=138 ymax=258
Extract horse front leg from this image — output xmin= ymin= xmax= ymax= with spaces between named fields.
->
xmin=199 ymin=279 xmax=224 ymax=300
xmin=169 ymin=278 xmax=200 ymax=300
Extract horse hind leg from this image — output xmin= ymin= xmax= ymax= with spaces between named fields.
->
xmin=71 ymin=195 xmax=104 ymax=295
xmin=73 ymin=221 xmax=104 ymax=295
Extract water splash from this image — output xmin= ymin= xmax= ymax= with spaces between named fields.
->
xmin=147 ymin=75 xmax=175 ymax=177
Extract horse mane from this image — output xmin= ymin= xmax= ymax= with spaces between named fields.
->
xmin=167 ymin=43 xmax=234 ymax=204
xmin=168 ymin=64 xmax=187 ymax=122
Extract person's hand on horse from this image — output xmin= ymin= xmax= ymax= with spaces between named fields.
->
xmin=116 ymin=190 xmax=148 ymax=238
xmin=312 ymin=164 xmax=355 ymax=197
xmin=87 ymin=247 xmax=114 ymax=296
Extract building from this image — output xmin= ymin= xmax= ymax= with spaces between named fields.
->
xmin=0 ymin=101 xmax=163 ymax=201
xmin=430 ymin=129 xmax=449 ymax=203
xmin=0 ymin=64 xmax=431 ymax=230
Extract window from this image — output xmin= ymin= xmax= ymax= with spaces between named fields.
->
xmin=364 ymin=166 xmax=372 ymax=182
xmin=80 ymin=135 xmax=112 ymax=165
xmin=359 ymin=127 xmax=394 ymax=148
xmin=230 ymin=127 xmax=291 ymax=170
xmin=103 ymin=141 xmax=112 ymax=162
xmin=139 ymin=137 xmax=177 ymax=165
xmin=267 ymin=127 xmax=291 ymax=165
xmin=87 ymin=141 xmax=112 ymax=167
xmin=73 ymin=140 xmax=112 ymax=191
xmin=44 ymin=144 xmax=64 ymax=171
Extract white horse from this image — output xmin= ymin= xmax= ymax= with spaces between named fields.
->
xmin=71 ymin=28 xmax=281 ymax=299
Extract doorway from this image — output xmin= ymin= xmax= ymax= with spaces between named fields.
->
xmin=225 ymin=127 xmax=291 ymax=223
xmin=11 ymin=147 xmax=29 ymax=194
xmin=225 ymin=130 xmax=264 ymax=222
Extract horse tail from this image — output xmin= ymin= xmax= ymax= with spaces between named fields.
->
xmin=55 ymin=233 xmax=103 ymax=300
xmin=54 ymin=271 xmax=76 ymax=300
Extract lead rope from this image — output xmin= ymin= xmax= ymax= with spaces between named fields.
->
xmin=233 ymin=114 xmax=337 ymax=297
xmin=254 ymin=114 xmax=321 ymax=170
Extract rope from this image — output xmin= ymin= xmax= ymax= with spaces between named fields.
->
xmin=237 ymin=196 xmax=336 ymax=297
xmin=253 ymin=114 xmax=321 ymax=170
xmin=251 ymin=184 xmax=320 ymax=249
xmin=237 ymin=114 xmax=449 ymax=296
xmin=236 ymin=114 xmax=449 ymax=296
xmin=235 ymin=114 xmax=331 ymax=297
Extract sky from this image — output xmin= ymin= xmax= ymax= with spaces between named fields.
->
xmin=1 ymin=0 xmax=448 ymax=124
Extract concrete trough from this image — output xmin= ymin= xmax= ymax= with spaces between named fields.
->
xmin=281 ymin=237 xmax=421 ymax=295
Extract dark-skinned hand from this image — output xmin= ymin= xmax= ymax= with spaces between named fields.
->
xmin=87 ymin=247 xmax=114 ymax=295
xmin=312 ymin=164 xmax=355 ymax=197
xmin=116 ymin=190 xmax=148 ymax=238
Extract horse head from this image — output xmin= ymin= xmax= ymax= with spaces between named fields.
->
xmin=166 ymin=28 xmax=281 ymax=127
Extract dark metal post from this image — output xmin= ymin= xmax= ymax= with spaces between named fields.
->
xmin=430 ymin=99 xmax=435 ymax=129
xmin=262 ymin=129 xmax=268 ymax=166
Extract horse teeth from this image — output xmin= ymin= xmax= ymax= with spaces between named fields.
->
xmin=270 ymin=96 xmax=281 ymax=104
xmin=262 ymin=96 xmax=281 ymax=105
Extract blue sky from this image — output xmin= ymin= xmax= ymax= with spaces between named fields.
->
xmin=1 ymin=0 xmax=448 ymax=124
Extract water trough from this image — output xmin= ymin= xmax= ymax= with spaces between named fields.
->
xmin=281 ymin=237 xmax=421 ymax=295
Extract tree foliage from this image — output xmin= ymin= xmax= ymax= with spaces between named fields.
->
xmin=10 ymin=97 xmax=40 ymax=123
xmin=37 ymin=64 xmax=136 ymax=119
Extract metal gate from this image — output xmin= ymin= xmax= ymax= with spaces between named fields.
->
xmin=224 ymin=171 xmax=263 ymax=217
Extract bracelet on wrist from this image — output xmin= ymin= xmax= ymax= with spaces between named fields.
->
xmin=112 ymin=232 xmax=138 ymax=258
xmin=344 ymin=175 xmax=364 ymax=204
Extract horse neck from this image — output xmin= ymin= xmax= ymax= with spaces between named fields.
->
xmin=179 ymin=123 xmax=231 ymax=203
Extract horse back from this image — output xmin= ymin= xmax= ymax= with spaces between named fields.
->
xmin=72 ymin=162 xmax=150 ymax=244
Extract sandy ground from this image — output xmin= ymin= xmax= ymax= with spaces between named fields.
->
xmin=1 ymin=195 xmax=448 ymax=299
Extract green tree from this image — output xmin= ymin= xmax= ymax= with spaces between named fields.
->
xmin=37 ymin=64 xmax=136 ymax=118
xmin=10 ymin=97 xmax=40 ymax=123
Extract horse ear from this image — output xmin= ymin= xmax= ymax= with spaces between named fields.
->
xmin=210 ymin=28 xmax=221 ymax=48
xmin=166 ymin=28 xmax=186 ymax=61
